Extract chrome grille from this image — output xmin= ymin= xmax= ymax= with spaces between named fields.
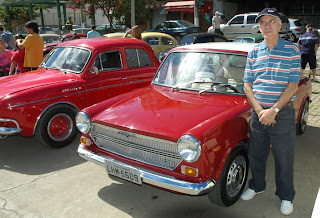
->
xmin=90 ymin=123 xmax=181 ymax=170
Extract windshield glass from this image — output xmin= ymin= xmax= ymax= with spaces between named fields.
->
xmin=153 ymin=52 xmax=247 ymax=94
xmin=41 ymin=47 xmax=90 ymax=73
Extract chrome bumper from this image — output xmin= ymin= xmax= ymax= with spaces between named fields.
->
xmin=78 ymin=144 xmax=215 ymax=195
xmin=0 ymin=118 xmax=23 ymax=137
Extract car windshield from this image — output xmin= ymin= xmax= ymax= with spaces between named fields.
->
xmin=153 ymin=52 xmax=247 ymax=94
xmin=234 ymin=37 xmax=255 ymax=43
xmin=178 ymin=36 xmax=196 ymax=46
xmin=41 ymin=47 xmax=90 ymax=73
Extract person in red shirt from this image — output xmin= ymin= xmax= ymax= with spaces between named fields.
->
xmin=9 ymin=36 xmax=27 ymax=75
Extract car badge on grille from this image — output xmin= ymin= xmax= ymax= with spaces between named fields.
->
xmin=117 ymin=131 xmax=137 ymax=138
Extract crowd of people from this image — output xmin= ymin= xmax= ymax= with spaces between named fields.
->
xmin=0 ymin=21 xmax=44 ymax=77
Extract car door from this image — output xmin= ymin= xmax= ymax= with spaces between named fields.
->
xmin=244 ymin=15 xmax=259 ymax=34
xmin=84 ymin=48 xmax=133 ymax=106
xmin=124 ymin=47 xmax=157 ymax=90
xmin=223 ymin=15 xmax=245 ymax=39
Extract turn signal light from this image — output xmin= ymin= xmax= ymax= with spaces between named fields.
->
xmin=181 ymin=165 xmax=198 ymax=177
xmin=80 ymin=136 xmax=92 ymax=146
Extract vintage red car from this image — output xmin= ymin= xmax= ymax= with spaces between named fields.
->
xmin=0 ymin=38 xmax=159 ymax=148
xmin=76 ymin=42 xmax=311 ymax=206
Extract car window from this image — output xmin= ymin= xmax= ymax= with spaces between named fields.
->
xmin=153 ymin=52 xmax=247 ymax=94
xmin=168 ymin=22 xmax=179 ymax=28
xmin=42 ymin=47 xmax=90 ymax=73
xmin=179 ymin=36 xmax=195 ymax=46
xmin=125 ymin=48 xmax=153 ymax=68
xmin=179 ymin=20 xmax=196 ymax=27
xmin=247 ymin=15 xmax=257 ymax=24
xmin=156 ymin=22 xmax=166 ymax=29
xmin=100 ymin=51 xmax=122 ymax=71
xmin=144 ymin=37 xmax=159 ymax=45
xmin=294 ymin=20 xmax=303 ymax=26
xmin=234 ymin=37 xmax=255 ymax=43
xmin=161 ymin=37 xmax=175 ymax=45
xmin=230 ymin=16 xmax=244 ymax=25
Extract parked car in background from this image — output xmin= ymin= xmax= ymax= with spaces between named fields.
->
xmin=39 ymin=26 xmax=54 ymax=34
xmin=62 ymin=25 xmax=82 ymax=31
xmin=220 ymin=12 xmax=290 ymax=40
xmin=43 ymin=33 xmax=87 ymax=56
xmin=147 ymin=20 xmax=200 ymax=41
xmin=76 ymin=42 xmax=312 ymax=207
xmin=96 ymin=24 xmax=122 ymax=35
xmin=157 ymin=33 xmax=229 ymax=61
xmin=287 ymin=18 xmax=306 ymax=42
xmin=74 ymin=28 xmax=91 ymax=34
xmin=104 ymin=32 xmax=178 ymax=55
xmin=40 ymin=33 xmax=61 ymax=44
xmin=0 ymin=38 xmax=160 ymax=148
xmin=233 ymin=33 xmax=264 ymax=43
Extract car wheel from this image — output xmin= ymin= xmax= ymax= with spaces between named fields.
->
xmin=287 ymin=32 xmax=297 ymax=42
xmin=36 ymin=105 xmax=78 ymax=148
xmin=174 ymin=35 xmax=181 ymax=41
xmin=296 ymin=100 xmax=309 ymax=135
xmin=208 ymin=143 xmax=248 ymax=207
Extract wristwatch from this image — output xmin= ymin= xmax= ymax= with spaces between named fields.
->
xmin=272 ymin=106 xmax=280 ymax=113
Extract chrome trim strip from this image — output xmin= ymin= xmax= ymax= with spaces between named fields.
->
xmin=78 ymin=144 xmax=215 ymax=195
xmin=0 ymin=118 xmax=23 ymax=136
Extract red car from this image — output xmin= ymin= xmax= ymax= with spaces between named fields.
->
xmin=0 ymin=38 xmax=159 ymax=148
xmin=76 ymin=42 xmax=311 ymax=207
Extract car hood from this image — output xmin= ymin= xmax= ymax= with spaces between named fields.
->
xmin=93 ymin=85 xmax=247 ymax=141
xmin=0 ymin=68 xmax=79 ymax=99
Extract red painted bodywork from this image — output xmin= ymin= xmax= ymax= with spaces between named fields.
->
xmin=80 ymin=43 xmax=312 ymax=189
xmin=0 ymin=38 xmax=159 ymax=137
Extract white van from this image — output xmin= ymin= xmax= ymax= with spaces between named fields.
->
xmin=220 ymin=12 xmax=290 ymax=40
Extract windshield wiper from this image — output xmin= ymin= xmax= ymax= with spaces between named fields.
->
xmin=199 ymin=82 xmax=243 ymax=94
xmin=49 ymin=66 xmax=61 ymax=70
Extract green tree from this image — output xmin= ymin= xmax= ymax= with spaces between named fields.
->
xmin=112 ymin=0 xmax=156 ymax=27
xmin=0 ymin=1 xmax=43 ymax=32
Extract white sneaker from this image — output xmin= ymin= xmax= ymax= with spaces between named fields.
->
xmin=312 ymin=77 xmax=318 ymax=82
xmin=240 ymin=188 xmax=264 ymax=200
xmin=280 ymin=200 xmax=293 ymax=215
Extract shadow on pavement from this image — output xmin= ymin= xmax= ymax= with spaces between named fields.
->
xmin=0 ymin=133 xmax=85 ymax=175
xmin=97 ymin=125 xmax=319 ymax=218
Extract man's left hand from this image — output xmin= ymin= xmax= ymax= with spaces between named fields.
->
xmin=258 ymin=108 xmax=277 ymax=126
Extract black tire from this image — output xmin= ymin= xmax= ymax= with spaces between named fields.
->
xmin=208 ymin=143 xmax=248 ymax=207
xmin=296 ymin=100 xmax=309 ymax=135
xmin=35 ymin=105 xmax=78 ymax=148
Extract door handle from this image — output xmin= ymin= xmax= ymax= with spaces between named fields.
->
xmin=122 ymin=77 xmax=128 ymax=80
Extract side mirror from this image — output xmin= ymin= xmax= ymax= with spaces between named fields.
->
xmin=91 ymin=66 xmax=99 ymax=75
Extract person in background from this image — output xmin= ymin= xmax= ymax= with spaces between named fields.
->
xmin=241 ymin=7 xmax=300 ymax=216
xmin=66 ymin=17 xmax=73 ymax=31
xmin=297 ymin=27 xmax=319 ymax=82
xmin=0 ymin=26 xmax=15 ymax=50
xmin=212 ymin=11 xmax=223 ymax=35
xmin=124 ymin=25 xmax=142 ymax=40
xmin=9 ymin=36 xmax=27 ymax=75
xmin=122 ymin=25 xmax=130 ymax=33
xmin=17 ymin=21 xmax=44 ymax=71
xmin=87 ymin=26 xmax=101 ymax=38
xmin=0 ymin=38 xmax=12 ymax=77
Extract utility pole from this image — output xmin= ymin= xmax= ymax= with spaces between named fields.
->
xmin=194 ymin=0 xmax=199 ymax=26
xmin=131 ymin=0 xmax=135 ymax=27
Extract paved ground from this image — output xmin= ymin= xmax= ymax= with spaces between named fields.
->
xmin=0 ymin=66 xmax=320 ymax=218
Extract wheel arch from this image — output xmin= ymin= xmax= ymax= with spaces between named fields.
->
xmin=33 ymin=101 xmax=80 ymax=135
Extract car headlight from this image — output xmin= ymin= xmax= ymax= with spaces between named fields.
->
xmin=177 ymin=135 xmax=201 ymax=163
xmin=76 ymin=112 xmax=91 ymax=134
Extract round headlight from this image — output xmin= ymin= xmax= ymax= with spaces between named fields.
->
xmin=177 ymin=135 xmax=201 ymax=163
xmin=76 ymin=112 xmax=91 ymax=134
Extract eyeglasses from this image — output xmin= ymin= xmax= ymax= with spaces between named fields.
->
xmin=259 ymin=19 xmax=279 ymax=26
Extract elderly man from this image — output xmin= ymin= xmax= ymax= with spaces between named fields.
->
xmin=211 ymin=11 xmax=223 ymax=35
xmin=241 ymin=8 xmax=301 ymax=216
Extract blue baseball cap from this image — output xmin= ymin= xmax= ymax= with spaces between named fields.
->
xmin=255 ymin=8 xmax=281 ymax=23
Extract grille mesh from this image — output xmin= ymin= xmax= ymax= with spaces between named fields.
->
xmin=91 ymin=123 xmax=181 ymax=170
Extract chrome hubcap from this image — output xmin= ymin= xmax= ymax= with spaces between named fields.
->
xmin=301 ymin=102 xmax=309 ymax=131
xmin=226 ymin=156 xmax=246 ymax=197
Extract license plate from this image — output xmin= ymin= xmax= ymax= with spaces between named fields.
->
xmin=105 ymin=159 xmax=142 ymax=185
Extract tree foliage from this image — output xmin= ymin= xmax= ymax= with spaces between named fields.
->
xmin=0 ymin=1 xmax=43 ymax=31
xmin=70 ymin=0 xmax=155 ymax=28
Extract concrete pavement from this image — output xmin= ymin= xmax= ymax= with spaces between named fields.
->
xmin=0 ymin=69 xmax=320 ymax=218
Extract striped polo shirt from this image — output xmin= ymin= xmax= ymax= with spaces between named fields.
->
xmin=243 ymin=37 xmax=301 ymax=107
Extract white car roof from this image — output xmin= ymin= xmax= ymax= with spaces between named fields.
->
xmin=172 ymin=42 xmax=257 ymax=54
